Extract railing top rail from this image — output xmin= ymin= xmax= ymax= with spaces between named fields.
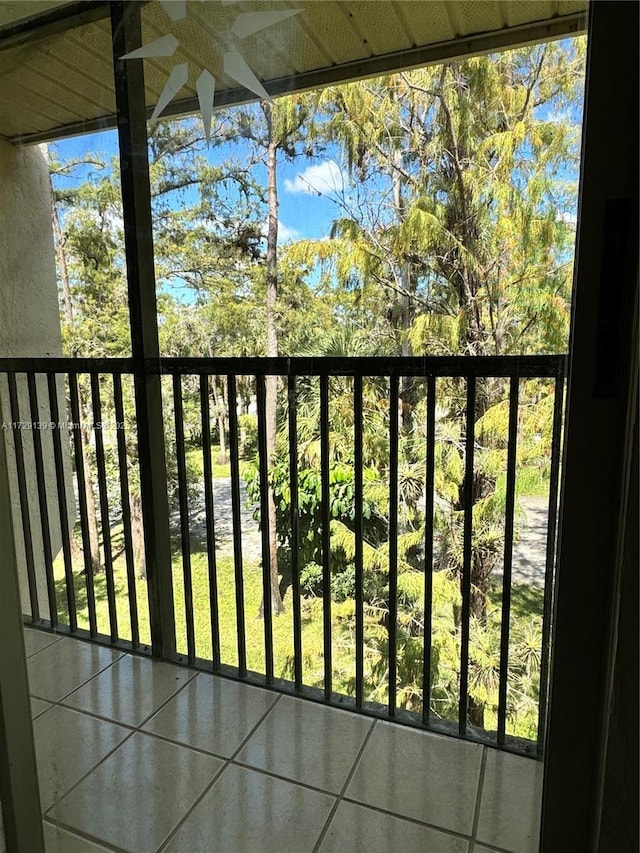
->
xmin=0 ymin=357 xmax=135 ymax=374
xmin=0 ymin=354 xmax=566 ymax=378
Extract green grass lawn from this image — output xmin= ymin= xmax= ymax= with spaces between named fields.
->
xmin=53 ymin=540 xmax=545 ymax=741
xmin=184 ymin=444 xmax=251 ymax=481
xmin=54 ymin=548 xmax=330 ymax=684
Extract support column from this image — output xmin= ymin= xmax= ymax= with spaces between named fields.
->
xmin=541 ymin=2 xmax=639 ymax=850
xmin=0 ymin=393 xmax=45 ymax=852
xmin=0 ymin=139 xmax=71 ymax=624
xmin=110 ymin=1 xmax=176 ymax=659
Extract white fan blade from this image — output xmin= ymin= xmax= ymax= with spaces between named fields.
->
xmin=196 ymin=69 xmax=216 ymax=143
xmin=121 ymin=34 xmax=179 ymax=60
xmin=231 ymin=9 xmax=301 ymax=39
xmin=151 ymin=63 xmax=189 ymax=121
xmin=223 ymin=50 xmax=270 ymax=101
xmin=160 ymin=0 xmax=186 ymax=21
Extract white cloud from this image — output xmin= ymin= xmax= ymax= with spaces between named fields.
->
xmin=260 ymin=219 xmax=300 ymax=242
xmin=278 ymin=220 xmax=300 ymax=242
xmin=284 ymin=161 xmax=345 ymax=196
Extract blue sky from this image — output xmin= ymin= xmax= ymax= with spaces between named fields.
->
xmin=51 ymin=126 xmax=346 ymax=245
xmin=50 ymin=37 xmax=584 ymax=308
xmin=50 ymin=121 xmax=353 ymax=309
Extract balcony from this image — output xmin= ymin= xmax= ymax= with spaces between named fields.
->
xmin=0 ymin=2 xmax=636 ymax=852
xmin=20 ymin=624 xmax=542 ymax=853
xmin=0 ymin=354 xmax=560 ymax=852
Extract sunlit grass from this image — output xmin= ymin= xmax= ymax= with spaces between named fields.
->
xmin=53 ymin=549 xmax=329 ymax=685
xmin=52 ymin=545 xmax=544 ymax=742
xmin=184 ymin=445 xmax=251 ymax=481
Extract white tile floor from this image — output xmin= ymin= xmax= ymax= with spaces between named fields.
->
xmin=8 ymin=627 xmax=543 ymax=853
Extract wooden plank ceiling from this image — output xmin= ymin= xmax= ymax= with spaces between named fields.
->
xmin=0 ymin=0 xmax=588 ymax=144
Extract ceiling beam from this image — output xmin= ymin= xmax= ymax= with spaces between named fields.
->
xmin=0 ymin=1 xmax=112 ymax=50
xmin=10 ymin=7 xmax=587 ymax=146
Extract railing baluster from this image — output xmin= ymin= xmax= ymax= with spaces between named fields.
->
xmin=173 ymin=374 xmax=195 ymax=664
xmin=0 ymin=354 xmax=567 ymax=754
xmin=422 ymin=375 xmax=436 ymax=726
xmin=537 ymin=374 xmax=565 ymax=756
xmin=459 ymin=376 xmax=476 ymax=735
xmin=227 ymin=374 xmax=247 ymax=676
xmin=90 ymin=373 xmax=118 ymax=642
xmin=113 ymin=373 xmax=139 ymax=649
xmin=47 ymin=373 xmax=76 ymax=632
xmin=320 ymin=375 xmax=332 ymax=700
xmin=354 ymin=375 xmax=364 ymax=708
xmin=497 ymin=377 xmax=520 ymax=744
xmin=200 ymin=374 xmax=220 ymax=670
xmin=68 ymin=372 xmax=97 ymax=635
xmin=256 ymin=375 xmax=275 ymax=683
xmin=288 ymin=376 xmax=303 ymax=692
xmin=388 ymin=374 xmax=399 ymax=717
xmin=7 ymin=373 xmax=39 ymax=622
xmin=26 ymin=373 xmax=57 ymax=628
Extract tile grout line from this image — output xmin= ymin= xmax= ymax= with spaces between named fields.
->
xmin=41 ymin=684 xmax=481 ymax=851
xmin=468 ymin=841 xmax=517 ymax=853
xmin=29 ymin=636 xmax=504 ymax=851
xmin=40 ymin=660 xmax=204 ymax=833
xmin=155 ymin=693 xmax=284 ymax=852
xmin=128 ymin=666 xmax=200 ymax=730
xmin=338 ymin=795 xmax=475 ymax=844
xmin=311 ymin=717 xmax=378 ymax=853
xmin=31 ymin=644 xmax=127 ymax=705
xmin=24 ymin=633 xmax=64 ymax=660
xmin=34 ymin=672 xmax=274 ymax=761
xmin=43 ymin=729 xmax=137 ymax=823
xmin=227 ymin=757 xmax=345 ymax=798
xmin=470 ymin=745 xmax=488 ymax=850
xmin=43 ymin=816 xmax=129 ymax=853
xmin=34 ymin=652 xmax=198 ymax=728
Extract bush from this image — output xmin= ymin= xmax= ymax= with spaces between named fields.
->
xmin=246 ymin=461 xmax=384 ymax=558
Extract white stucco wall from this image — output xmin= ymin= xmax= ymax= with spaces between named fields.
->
xmin=0 ymin=139 xmax=72 ymax=622
xmin=0 ymin=142 xmax=63 ymax=357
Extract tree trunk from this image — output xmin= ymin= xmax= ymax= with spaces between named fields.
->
xmin=131 ymin=490 xmax=146 ymax=579
xmin=260 ymin=101 xmax=285 ymax=616
xmin=211 ymin=376 xmax=228 ymax=463
xmin=218 ymin=375 xmax=228 ymax=463
xmin=437 ymin=68 xmax=493 ymax=727
xmin=51 ymin=186 xmax=102 ymax=574
xmin=469 ymin=696 xmax=485 ymax=728
xmin=456 ymin=470 xmax=493 ymax=728
xmin=50 ymin=178 xmax=74 ymax=328
xmin=392 ymin=147 xmax=418 ymax=430
xmin=80 ymin=420 xmax=102 ymax=575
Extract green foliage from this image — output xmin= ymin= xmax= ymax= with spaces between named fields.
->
xmin=51 ymin=41 xmax=584 ymax=744
xmin=244 ymin=458 xmax=387 ymax=589
xmin=237 ymin=413 xmax=258 ymax=457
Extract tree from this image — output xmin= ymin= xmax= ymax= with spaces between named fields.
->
xmin=217 ymin=95 xmax=312 ymax=615
xmin=285 ymin=41 xmax=584 ymax=724
xmin=50 ymin=154 xmax=132 ymax=575
xmin=49 ymin=42 xmax=583 ymax=735
xmin=50 ymin=160 xmax=103 ymax=576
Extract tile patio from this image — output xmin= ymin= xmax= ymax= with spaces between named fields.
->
xmin=3 ymin=627 xmax=543 ymax=853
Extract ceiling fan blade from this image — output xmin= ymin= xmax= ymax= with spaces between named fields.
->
xmin=160 ymin=0 xmax=187 ymax=22
xmin=223 ymin=50 xmax=271 ymax=101
xmin=121 ymin=34 xmax=179 ymax=60
xmin=196 ymin=69 xmax=216 ymax=144
xmin=150 ymin=63 xmax=189 ymax=121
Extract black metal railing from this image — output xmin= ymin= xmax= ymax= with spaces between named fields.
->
xmin=0 ymin=354 xmax=565 ymax=756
